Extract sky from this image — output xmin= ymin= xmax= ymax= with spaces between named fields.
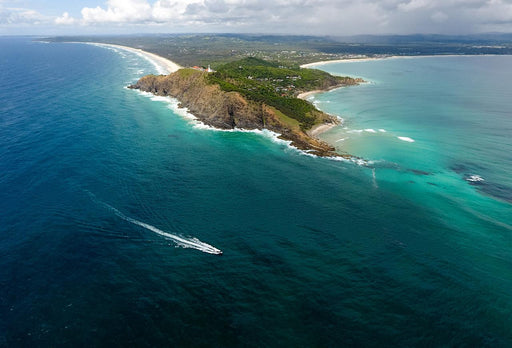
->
xmin=1 ymin=0 xmax=512 ymax=36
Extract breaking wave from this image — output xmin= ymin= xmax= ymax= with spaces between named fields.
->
xmin=466 ymin=174 xmax=485 ymax=183
xmin=397 ymin=136 xmax=415 ymax=142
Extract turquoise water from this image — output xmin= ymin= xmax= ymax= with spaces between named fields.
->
xmin=0 ymin=39 xmax=511 ymax=346
xmin=313 ymin=56 xmax=512 ymax=245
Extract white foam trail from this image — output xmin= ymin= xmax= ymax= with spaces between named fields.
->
xmin=379 ymin=129 xmax=387 ymax=133
xmin=335 ymin=138 xmax=347 ymax=142
xmin=89 ymin=193 xmax=222 ymax=255
xmin=397 ymin=136 xmax=415 ymax=142
xmin=347 ymin=129 xmax=363 ymax=134
xmin=364 ymin=128 xmax=377 ymax=133
xmin=372 ymin=168 xmax=378 ymax=188
xmin=121 ymin=214 xmax=223 ymax=255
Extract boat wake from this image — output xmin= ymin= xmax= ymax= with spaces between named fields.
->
xmin=87 ymin=192 xmax=222 ymax=255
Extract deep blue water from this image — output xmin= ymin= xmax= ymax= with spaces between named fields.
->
xmin=1 ymin=38 xmax=511 ymax=347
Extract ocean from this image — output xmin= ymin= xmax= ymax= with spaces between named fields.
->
xmin=0 ymin=37 xmax=511 ymax=346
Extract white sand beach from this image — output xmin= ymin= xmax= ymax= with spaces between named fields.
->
xmin=87 ymin=43 xmax=182 ymax=75
xmin=300 ymin=57 xmax=396 ymax=69
xmin=297 ymin=90 xmax=323 ymax=100
xmin=300 ymin=54 xmax=479 ymax=69
xmin=307 ymin=123 xmax=338 ymax=138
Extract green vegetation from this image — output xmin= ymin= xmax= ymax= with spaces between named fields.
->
xmin=176 ymin=68 xmax=199 ymax=78
xmin=266 ymin=106 xmax=301 ymax=130
xmin=206 ymin=57 xmax=354 ymax=130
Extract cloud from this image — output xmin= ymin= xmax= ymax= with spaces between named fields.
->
xmin=67 ymin=0 xmax=512 ymax=34
xmin=81 ymin=0 xmax=153 ymax=23
xmin=3 ymin=0 xmax=512 ymax=35
xmin=431 ymin=11 xmax=448 ymax=23
xmin=398 ymin=0 xmax=432 ymax=12
xmin=55 ymin=12 xmax=75 ymax=25
xmin=0 ymin=6 xmax=47 ymax=25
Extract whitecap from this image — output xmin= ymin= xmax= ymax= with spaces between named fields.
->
xmin=379 ymin=129 xmax=387 ymax=132
xmin=466 ymin=174 xmax=484 ymax=182
xmin=327 ymin=156 xmax=373 ymax=166
xmin=364 ymin=129 xmax=376 ymax=133
xmin=257 ymin=129 xmax=293 ymax=147
xmin=150 ymin=95 xmax=172 ymax=103
xmin=397 ymin=136 xmax=415 ymax=142
xmin=353 ymin=158 xmax=369 ymax=166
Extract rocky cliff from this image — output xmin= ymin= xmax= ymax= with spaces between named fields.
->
xmin=129 ymin=69 xmax=341 ymax=157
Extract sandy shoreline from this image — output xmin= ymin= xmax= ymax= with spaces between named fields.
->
xmin=297 ymin=89 xmax=343 ymax=138
xmin=297 ymin=82 xmax=354 ymax=100
xmin=301 ymin=57 xmax=385 ymax=68
xmin=86 ymin=42 xmax=182 ymax=75
xmin=307 ymin=123 xmax=338 ymax=138
xmin=300 ymin=54 xmax=506 ymax=69
xmin=297 ymin=90 xmax=323 ymax=100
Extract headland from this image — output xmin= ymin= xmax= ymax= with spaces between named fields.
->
xmin=83 ymin=42 xmax=363 ymax=157
xmin=128 ymin=57 xmax=363 ymax=157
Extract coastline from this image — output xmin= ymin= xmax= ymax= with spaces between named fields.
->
xmin=86 ymin=42 xmax=182 ymax=75
xmin=297 ymin=89 xmax=341 ymax=138
xmin=301 ymin=57 xmax=385 ymax=68
xmin=297 ymin=83 xmax=359 ymax=138
xmin=300 ymin=54 xmax=509 ymax=69
xmin=296 ymin=82 xmax=349 ymax=100
xmin=95 ymin=42 xmax=345 ymax=158
xmin=307 ymin=122 xmax=338 ymax=138
xmin=297 ymin=90 xmax=323 ymax=100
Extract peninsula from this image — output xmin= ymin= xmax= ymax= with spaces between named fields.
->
xmin=129 ymin=57 xmax=363 ymax=157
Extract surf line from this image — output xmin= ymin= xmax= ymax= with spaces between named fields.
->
xmin=87 ymin=192 xmax=222 ymax=255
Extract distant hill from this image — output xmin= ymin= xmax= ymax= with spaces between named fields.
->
xmin=41 ymin=33 xmax=512 ymax=67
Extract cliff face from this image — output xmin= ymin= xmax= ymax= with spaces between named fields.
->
xmin=129 ymin=69 xmax=339 ymax=156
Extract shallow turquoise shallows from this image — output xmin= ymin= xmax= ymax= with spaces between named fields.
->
xmin=0 ymin=38 xmax=511 ymax=347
